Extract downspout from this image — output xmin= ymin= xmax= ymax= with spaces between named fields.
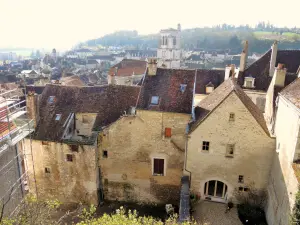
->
xmin=191 ymin=69 xmax=197 ymax=121
xmin=184 ymin=130 xmax=192 ymax=187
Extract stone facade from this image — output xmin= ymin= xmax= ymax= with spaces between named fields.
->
xmin=186 ymin=92 xmax=275 ymax=202
xmin=265 ymin=96 xmax=300 ymax=225
xmin=24 ymin=139 xmax=99 ymax=204
xmin=98 ymin=110 xmax=190 ymax=204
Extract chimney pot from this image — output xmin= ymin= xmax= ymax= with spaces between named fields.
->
xmin=277 ymin=63 xmax=285 ymax=69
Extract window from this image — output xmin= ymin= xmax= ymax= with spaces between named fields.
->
xmin=180 ymin=84 xmax=187 ymax=93
xmin=165 ymin=128 xmax=172 ymax=138
xmin=202 ymin=141 xmax=210 ymax=151
xmin=48 ymin=96 xmax=55 ymax=103
xmin=238 ymin=186 xmax=243 ymax=191
xmin=151 ymin=96 xmax=159 ymax=105
xmin=82 ymin=115 xmax=88 ymax=124
xmin=238 ymin=175 xmax=244 ymax=183
xmin=55 ymin=114 xmax=61 ymax=121
xmin=153 ymin=158 xmax=164 ymax=176
xmin=173 ymin=37 xmax=176 ymax=46
xmin=103 ymin=150 xmax=108 ymax=158
xmin=45 ymin=167 xmax=51 ymax=173
xmin=226 ymin=144 xmax=235 ymax=157
xmin=244 ymin=187 xmax=249 ymax=192
xmin=66 ymin=154 xmax=73 ymax=162
xmin=70 ymin=145 xmax=78 ymax=152
xmin=229 ymin=113 xmax=235 ymax=121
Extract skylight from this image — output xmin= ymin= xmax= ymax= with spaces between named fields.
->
xmin=48 ymin=96 xmax=55 ymax=103
xmin=180 ymin=84 xmax=187 ymax=93
xmin=151 ymin=96 xmax=159 ymax=105
xmin=55 ymin=114 xmax=61 ymax=121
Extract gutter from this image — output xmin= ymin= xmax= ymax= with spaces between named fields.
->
xmin=183 ymin=131 xmax=192 ymax=187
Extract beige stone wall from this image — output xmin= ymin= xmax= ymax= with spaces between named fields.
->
xmin=266 ymin=97 xmax=300 ymax=225
xmin=194 ymin=94 xmax=207 ymax=106
xmin=75 ymin=113 xmax=97 ymax=137
xmin=24 ymin=139 xmax=98 ymax=204
xmin=186 ymin=92 xmax=275 ymax=201
xmin=98 ymin=110 xmax=190 ymax=204
xmin=243 ymin=90 xmax=266 ymax=113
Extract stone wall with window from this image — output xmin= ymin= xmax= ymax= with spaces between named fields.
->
xmin=98 ymin=110 xmax=190 ymax=204
xmin=186 ymin=92 xmax=275 ymax=202
xmin=23 ymin=139 xmax=98 ymax=204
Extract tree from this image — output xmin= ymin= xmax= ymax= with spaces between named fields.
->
xmin=291 ymin=191 xmax=300 ymax=224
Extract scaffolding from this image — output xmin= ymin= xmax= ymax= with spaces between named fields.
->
xmin=0 ymin=88 xmax=35 ymax=217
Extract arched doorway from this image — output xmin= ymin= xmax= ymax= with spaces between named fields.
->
xmin=204 ymin=180 xmax=228 ymax=202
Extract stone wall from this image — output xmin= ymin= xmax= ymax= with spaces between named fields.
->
xmin=186 ymin=92 xmax=275 ymax=202
xmin=265 ymin=97 xmax=300 ymax=225
xmin=98 ymin=110 xmax=190 ymax=204
xmin=24 ymin=139 xmax=98 ymax=204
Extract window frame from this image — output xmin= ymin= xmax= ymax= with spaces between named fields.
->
xmin=55 ymin=114 xmax=62 ymax=121
xmin=66 ymin=154 xmax=74 ymax=162
xmin=202 ymin=141 xmax=210 ymax=151
xmin=152 ymin=158 xmax=165 ymax=176
xmin=150 ymin=96 xmax=160 ymax=105
xmin=226 ymin=144 xmax=235 ymax=157
xmin=48 ymin=96 xmax=55 ymax=104
xmin=229 ymin=113 xmax=235 ymax=121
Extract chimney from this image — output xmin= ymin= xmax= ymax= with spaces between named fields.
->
xmin=147 ymin=58 xmax=158 ymax=76
xmin=26 ymin=92 xmax=39 ymax=128
xmin=177 ymin=23 xmax=181 ymax=31
xmin=225 ymin=64 xmax=235 ymax=80
xmin=264 ymin=63 xmax=286 ymax=128
xmin=273 ymin=63 xmax=286 ymax=87
xmin=297 ymin=65 xmax=300 ymax=77
xmin=239 ymin=41 xmax=248 ymax=72
xmin=269 ymin=41 xmax=278 ymax=77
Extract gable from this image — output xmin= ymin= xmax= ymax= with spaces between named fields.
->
xmin=191 ymin=92 xmax=269 ymax=139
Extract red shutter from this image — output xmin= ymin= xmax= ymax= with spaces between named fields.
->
xmin=165 ymin=128 xmax=172 ymax=138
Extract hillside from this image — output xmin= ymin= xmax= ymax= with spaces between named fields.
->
xmin=85 ymin=26 xmax=300 ymax=54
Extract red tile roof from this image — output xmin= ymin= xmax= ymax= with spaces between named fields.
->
xmin=108 ymin=59 xmax=147 ymax=77
xmin=280 ymin=77 xmax=300 ymax=109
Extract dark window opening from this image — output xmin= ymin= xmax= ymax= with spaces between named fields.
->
xmin=103 ymin=150 xmax=108 ymax=158
xmin=66 ymin=154 xmax=73 ymax=162
xmin=45 ymin=167 xmax=51 ymax=173
xmin=70 ymin=145 xmax=78 ymax=152
xmin=244 ymin=187 xmax=249 ymax=192
xmin=238 ymin=175 xmax=244 ymax=183
xmin=229 ymin=113 xmax=235 ymax=121
xmin=238 ymin=186 xmax=243 ymax=191
xmin=153 ymin=158 xmax=164 ymax=176
xmin=202 ymin=141 xmax=210 ymax=151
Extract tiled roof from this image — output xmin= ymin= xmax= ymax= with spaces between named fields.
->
xmin=195 ymin=69 xmax=225 ymax=94
xmin=34 ymin=84 xmax=140 ymax=142
xmin=108 ymin=59 xmax=147 ymax=77
xmin=137 ymin=68 xmax=195 ymax=114
xmin=190 ymin=78 xmax=269 ymax=135
xmin=239 ymin=49 xmax=300 ymax=91
xmin=280 ymin=77 xmax=300 ymax=109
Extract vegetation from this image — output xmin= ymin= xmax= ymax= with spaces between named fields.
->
xmin=0 ymin=195 xmax=196 ymax=225
xmin=85 ymin=22 xmax=300 ymax=54
xmin=233 ymin=184 xmax=268 ymax=225
xmin=291 ymin=190 xmax=300 ymax=224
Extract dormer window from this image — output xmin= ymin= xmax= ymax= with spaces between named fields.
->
xmin=243 ymin=76 xmax=255 ymax=88
xmin=205 ymin=82 xmax=215 ymax=94
xmin=151 ymin=96 xmax=159 ymax=105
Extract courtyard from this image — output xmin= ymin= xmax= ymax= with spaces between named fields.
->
xmin=192 ymin=201 xmax=242 ymax=225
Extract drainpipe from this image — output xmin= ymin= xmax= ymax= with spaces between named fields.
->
xmin=184 ymin=127 xmax=192 ymax=187
xmin=191 ymin=69 xmax=197 ymax=121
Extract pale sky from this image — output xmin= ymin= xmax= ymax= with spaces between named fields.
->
xmin=1 ymin=0 xmax=298 ymax=50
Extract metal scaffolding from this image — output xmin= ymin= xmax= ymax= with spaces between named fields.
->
xmin=0 ymin=88 xmax=35 ymax=217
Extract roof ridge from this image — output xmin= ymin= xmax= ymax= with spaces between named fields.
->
xmin=245 ymin=49 xmax=271 ymax=71
xmin=280 ymin=76 xmax=300 ymax=95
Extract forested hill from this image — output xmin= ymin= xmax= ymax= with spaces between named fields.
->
xmin=85 ymin=24 xmax=300 ymax=54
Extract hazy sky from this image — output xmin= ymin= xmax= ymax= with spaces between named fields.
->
xmin=1 ymin=0 xmax=298 ymax=50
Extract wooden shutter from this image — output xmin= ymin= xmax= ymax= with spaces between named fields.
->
xmin=165 ymin=128 xmax=172 ymax=138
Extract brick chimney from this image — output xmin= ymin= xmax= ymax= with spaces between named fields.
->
xmin=239 ymin=41 xmax=248 ymax=72
xmin=26 ymin=92 xmax=39 ymax=128
xmin=147 ymin=58 xmax=158 ymax=76
xmin=269 ymin=41 xmax=278 ymax=77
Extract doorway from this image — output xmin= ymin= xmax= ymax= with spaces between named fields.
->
xmin=204 ymin=180 xmax=228 ymax=202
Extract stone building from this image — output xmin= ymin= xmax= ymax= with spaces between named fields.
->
xmin=185 ymin=78 xmax=275 ymax=203
xmin=157 ymin=24 xmax=181 ymax=68
xmin=25 ymin=84 xmax=140 ymax=204
xmin=108 ymin=59 xmax=147 ymax=85
xmin=99 ymin=66 xmax=195 ymax=204
xmin=265 ymin=77 xmax=300 ymax=225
